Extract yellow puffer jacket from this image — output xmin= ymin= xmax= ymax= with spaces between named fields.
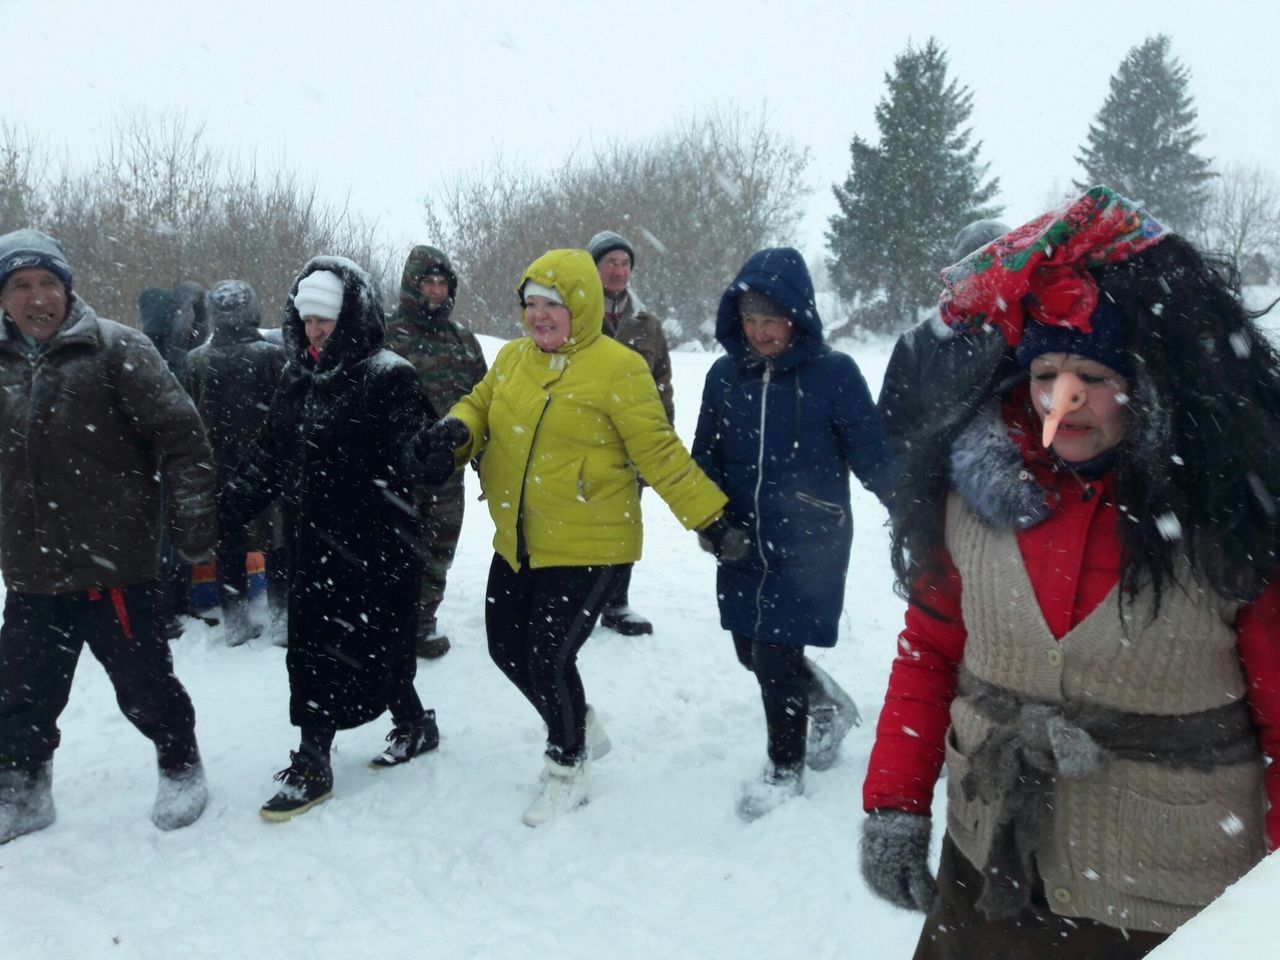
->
xmin=450 ymin=248 xmax=727 ymax=570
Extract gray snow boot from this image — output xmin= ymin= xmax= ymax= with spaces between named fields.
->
xmin=221 ymin=592 xmax=261 ymax=647
xmin=152 ymin=760 xmax=208 ymax=831
xmin=153 ymin=740 xmax=208 ymax=831
xmin=267 ymin=597 xmax=289 ymax=647
xmin=736 ymin=760 xmax=804 ymax=822
xmin=805 ymin=659 xmax=861 ymax=772
xmin=0 ymin=762 xmax=55 ymax=845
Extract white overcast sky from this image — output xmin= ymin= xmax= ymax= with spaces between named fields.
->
xmin=9 ymin=0 xmax=1278 ymax=264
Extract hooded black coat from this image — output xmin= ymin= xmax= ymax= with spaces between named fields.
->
xmin=221 ymin=257 xmax=432 ymax=729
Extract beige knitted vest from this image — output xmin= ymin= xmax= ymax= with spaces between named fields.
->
xmin=944 ymin=493 xmax=1266 ymax=934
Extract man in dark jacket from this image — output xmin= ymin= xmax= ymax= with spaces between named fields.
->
xmin=385 ymin=245 xmax=487 ymax=659
xmin=586 ymin=229 xmax=674 ymax=637
xmin=140 ymin=281 xmax=209 ymax=639
xmin=877 ymin=219 xmax=1014 ymax=456
xmin=0 ymin=229 xmax=217 ymax=844
xmin=184 ymin=280 xmax=287 ymax=646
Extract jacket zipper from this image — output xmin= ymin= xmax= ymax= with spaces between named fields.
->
xmin=515 ymin=397 xmax=551 ymax=567
xmin=752 ymin=363 xmax=771 ymax=635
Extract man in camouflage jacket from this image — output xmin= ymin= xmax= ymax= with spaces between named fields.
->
xmin=586 ymin=230 xmax=675 ymax=637
xmin=385 ymin=245 xmax=487 ymax=658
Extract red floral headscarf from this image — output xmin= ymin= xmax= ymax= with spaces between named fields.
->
xmin=938 ymin=186 xmax=1168 ymax=346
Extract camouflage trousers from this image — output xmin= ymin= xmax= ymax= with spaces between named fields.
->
xmin=416 ymin=474 xmax=466 ymax=632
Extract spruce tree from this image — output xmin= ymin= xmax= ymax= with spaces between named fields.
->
xmin=826 ymin=38 xmax=1000 ymax=332
xmin=1075 ymin=35 xmax=1214 ymax=231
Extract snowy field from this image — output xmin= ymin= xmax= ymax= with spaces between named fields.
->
xmin=2 ymin=323 xmax=1277 ymax=959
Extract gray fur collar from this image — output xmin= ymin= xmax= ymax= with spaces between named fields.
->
xmin=950 ymin=399 xmax=1050 ymax=530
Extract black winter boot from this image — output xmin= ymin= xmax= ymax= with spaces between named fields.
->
xmin=370 ymin=709 xmax=440 ymax=767
xmin=260 ymin=751 xmax=333 ymax=821
xmin=415 ymin=626 xmax=451 ymax=659
xmin=600 ymin=606 xmax=653 ymax=636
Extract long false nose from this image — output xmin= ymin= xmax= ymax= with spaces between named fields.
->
xmin=1040 ymin=371 xmax=1088 ymax=449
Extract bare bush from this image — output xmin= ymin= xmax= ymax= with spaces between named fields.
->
xmin=13 ymin=113 xmax=394 ymax=327
xmin=0 ymin=124 xmax=48 ymax=231
xmin=1192 ymin=163 xmax=1280 ymax=277
xmin=424 ymin=107 xmax=811 ymax=345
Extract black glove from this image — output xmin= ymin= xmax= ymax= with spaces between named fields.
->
xmin=697 ymin=516 xmax=751 ymax=563
xmin=860 ymin=809 xmax=938 ymax=913
xmin=413 ymin=416 xmax=471 ymax=485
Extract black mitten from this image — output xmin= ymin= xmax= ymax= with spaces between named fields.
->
xmin=859 ymin=809 xmax=938 ymax=913
xmin=696 ymin=516 xmax=751 ymax=563
xmin=413 ymin=416 xmax=471 ymax=485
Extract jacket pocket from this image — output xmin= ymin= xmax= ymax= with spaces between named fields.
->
xmin=1112 ymin=787 xmax=1264 ymax=907
xmin=944 ymin=727 xmax=999 ymax=870
xmin=795 ymin=491 xmax=847 ymax=527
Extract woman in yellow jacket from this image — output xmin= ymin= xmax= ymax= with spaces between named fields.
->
xmin=415 ymin=248 xmax=746 ymax=826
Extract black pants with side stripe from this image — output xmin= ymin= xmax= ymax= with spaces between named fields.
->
xmin=485 ymin=554 xmax=619 ymax=765
xmin=0 ymin=583 xmax=198 ymax=773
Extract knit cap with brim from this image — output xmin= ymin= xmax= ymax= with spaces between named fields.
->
xmin=0 ymin=228 xmax=73 ymax=293
xmin=294 ymin=269 xmax=345 ymax=320
xmin=587 ymin=230 xmax=635 ymax=266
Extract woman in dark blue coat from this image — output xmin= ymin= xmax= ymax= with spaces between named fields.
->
xmin=693 ymin=247 xmax=897 ymax=820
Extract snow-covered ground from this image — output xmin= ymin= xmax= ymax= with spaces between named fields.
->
xmin=1 ymin=326 xmax=1274 ymax=959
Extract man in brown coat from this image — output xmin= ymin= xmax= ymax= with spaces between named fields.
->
xmin=0 ymin=229 xmax=217 ymax=845
xmin=587 ymin=230 xmax=674 ymax=636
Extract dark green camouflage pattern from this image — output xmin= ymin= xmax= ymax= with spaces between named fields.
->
xmin=385 ymin=245 xmax=487 ymax=418
xmin=415 ymin=473 xmax=466 ymax=630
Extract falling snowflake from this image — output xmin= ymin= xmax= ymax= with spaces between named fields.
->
xmin=1155 ymin=512 xmax=1182 ymax=541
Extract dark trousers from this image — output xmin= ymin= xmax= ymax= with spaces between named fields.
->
xmin=0 ymin=584 xmax=198 ymax=772
xmin=215 ymin=536 xmax=249 ymax=608
xmin=912 ymin=836 xmax=1169 ymax=960
xmin=266 ymin=545 xmax=290 ymax=614
xmin=485 ymin=553 xmax=618 ymax=765
xmin=416 ymin=476 xmax=465 ymax=632
xmin=604 ymin=485 xmax=646 ymax=611
xmin=734 ymin=634 xmax=809 ymax=768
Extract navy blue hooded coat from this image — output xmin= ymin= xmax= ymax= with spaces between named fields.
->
xmin=692 ymin=248 xmax=896 ymax=648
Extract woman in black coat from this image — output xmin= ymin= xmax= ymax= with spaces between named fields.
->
xmin=221 ymin=256 xmax=439 ymax=821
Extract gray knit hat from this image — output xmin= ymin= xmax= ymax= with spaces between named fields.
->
xmin=0 ymin=228 xmax=73 ymax=293
xmin=587 ymin=230 xmax=635 ymax=267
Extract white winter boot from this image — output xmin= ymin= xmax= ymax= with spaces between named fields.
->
xmin=152 ymin=760 xmax=208 ymax=831
xmin=522 ymin=756 xmax=590 ymax=827
xmin=736 ymin=761 xmax=804 ymax=822
xmin=585 ymin=705 xmax=611 ymax=761
xmin=0 ymin=762 xmax=55 ymax=844
xmin=541 ymin=705 xmax=611 ymax=767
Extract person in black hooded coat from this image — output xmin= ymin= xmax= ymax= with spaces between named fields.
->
xmin=220 ymin=256 xmax=440 ymax=821
xmin=184 ymin=280 xmax=287 ymax=647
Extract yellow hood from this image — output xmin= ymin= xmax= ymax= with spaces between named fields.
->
xmin=517 ymin=248 xmax=604 ymax=353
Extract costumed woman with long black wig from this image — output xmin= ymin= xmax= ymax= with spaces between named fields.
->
xmin=860 ymin=187 xmax=1280 ymax=959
